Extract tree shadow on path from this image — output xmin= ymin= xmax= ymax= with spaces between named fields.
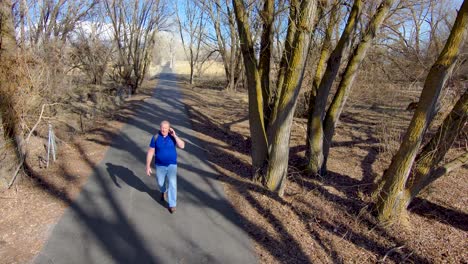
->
xmin=106 ymin=162 xmax=165 ymax=208
xmin=32 ymin=144 xmax=162 ymax=264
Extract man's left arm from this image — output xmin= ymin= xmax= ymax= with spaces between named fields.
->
xmin=170 ymin=128 xmax=185 ymax=149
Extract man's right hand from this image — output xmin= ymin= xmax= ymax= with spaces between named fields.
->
xmin=146 ymin=166 xmax=152 ymax=176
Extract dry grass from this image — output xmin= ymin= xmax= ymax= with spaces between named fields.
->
xmin=173 ymin=60 xmax=225 ymax=78
xmin=181 ymin=79 xmax=468 ymax=263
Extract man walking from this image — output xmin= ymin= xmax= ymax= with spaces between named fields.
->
xmin=146 ymin=120 xmax=185 ymax=213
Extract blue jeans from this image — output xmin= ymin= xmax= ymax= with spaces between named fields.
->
xmin=155 ymin=164 xmax=177 ymax=207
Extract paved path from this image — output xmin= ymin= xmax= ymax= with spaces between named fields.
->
xmin=34 ymin=70 xmax=257 ymax=264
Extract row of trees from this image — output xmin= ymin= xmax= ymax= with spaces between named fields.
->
xmin=174 ymin=0 xmax=243 ymax=89
xmin=190 ymin=0 xmax=467 ymax=225
xmin=0 ymin=0 xmax=170 ymax=186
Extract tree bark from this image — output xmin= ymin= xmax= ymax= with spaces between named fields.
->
xmin=376 ymin=0 xmax=468 ymax=225
xmin=232 ymin=0 xmax=268 ymax=174
xmin=265 ymin=0 xmax=314 ymax=195
xmin=0 ymin=0 xmax=26 ymax=176
xmin=227 ymin=2 xmax=239 ymax=91
xmin=306 ymin=0 xmax=339 ymax=125
xmin=258 ymin=0 xmax=274 ymax=126
xmin=269 ymin=0 xmax=299 ymax=127
xmin=306 ymin=0 xmax=363 ymax=174
xmin=321 ymin=0 xmax=395 ymax=173
xmin=406 ymin=90 xmax=468 ymax=201
xmin=0 ymin=0 xmax=16 ymax=64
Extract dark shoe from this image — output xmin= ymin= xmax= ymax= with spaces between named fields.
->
xmin=168 ymin=207 xmax=176 ymax=214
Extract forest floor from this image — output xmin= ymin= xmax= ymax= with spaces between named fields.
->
xmin=0 ymin=80 xmax=156 ymax=263
xmin=180 ymin=76 xmax=467 ymax=263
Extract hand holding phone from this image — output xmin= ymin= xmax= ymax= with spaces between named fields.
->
xmin=169 ymin=128 xmax=176 ymax=137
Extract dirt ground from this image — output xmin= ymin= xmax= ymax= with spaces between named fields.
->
xmin=0 ymin=80 xmax=156 ymax=264
xmin=181 ymin=78 xmax=467 ymax=263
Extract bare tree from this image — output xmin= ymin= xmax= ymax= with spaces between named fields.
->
xmin=175 ymin=0 xmax=207 ymax=85
xmin=19 ymin=0 xmax=98 ymax=46
xmin=304 ymin=0 xmax=342 ymax=149
xmin=307 ymin=0 xmax=396 ymax=175
xmin=199 ymin=0 xmax=242 ymax=90
xmin=321 ymin=0 xmax=396 ymax=172
xmin=9 ymin=0 xmax=101 ymax=102
xmin=69 ymin=9 xmax=113 ymax=85
xmin=0 ymin=0 xmax=25 ymax=183
xmin=233 ymin=0 xmax=316 ymax=195
xmin=104 ymin=0 xmax=169 ymax=94
xmin=376 ymin=0 xmax=457 ymax=83
xmin=375 ymin=0 xmax=468 ymax=225
xmin=306 ymin=0 xmax=364 ymax=174
xmin=407 ymin=90 xmax=467 ymax=202
xmin=1 ymin=0 xmax=103 ymax=186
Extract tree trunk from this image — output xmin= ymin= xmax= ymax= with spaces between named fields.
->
xmin=321 ymin=0 xmax=395 ymax=173
xmin=258 ymin=0 xmax=274 ymax=126
xmin=265 ymin=0 xmax=314 ymax=194
xmin=190 ymin=60 xmax=195 ymax=85
xmin=233 ymin=49 xmax=243 ymax=90
xmin=232 ymin=0 xmax=268 ymax=174
xmin=227 ymin=2 xmax=238 ymax=91
xmin=306 ymin=0 xmax=363 ymax=174
xmin=227 ymin=46 xmax=237 ymax=91
xmin=0 ymin=0 xmax=16 ymax=68
xmin=209 ymin=0 xmax=230 ymax=88
xmin=19 ymin=0 xmax=26 ymax=48
xmin=376 ymin=0 xmax=468 ymax=225
xmin=0 ymin=0 xmax=26 ymax=176
xmin=406 ymin=90 xmax=468 ymax=201
xmin=269 ymin=0 xmax=299 ymax=127
xmin=306 ymin=0 xmax=338 ymax=129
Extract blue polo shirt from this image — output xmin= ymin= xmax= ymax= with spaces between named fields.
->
xmin=149 ymin=132 xmax=177 ymax=166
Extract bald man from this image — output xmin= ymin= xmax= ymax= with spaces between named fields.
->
xmin=146 ymin=120 xmax=185 ymax=213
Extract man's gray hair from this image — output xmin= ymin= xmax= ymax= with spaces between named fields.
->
xmin=160 ymin=120 xmax=170 ymax=127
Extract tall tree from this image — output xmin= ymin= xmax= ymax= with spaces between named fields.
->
xmin=0 ymin=0 xmax=25 ymax=179
xmin=26 ymin=0 xmax=98 ymax=46
xmin=306 ymin=0 xmax=363 ymax=173
xmin=199 ymin=0 xmax=242 ymax=91
xmin=407 ymin=90 xmax=468 ymax=201
xmin=264 ymin=0 xmax=316 ymax=193
xmin=104 ymin=0 xmax=169 ymax=93
xmin=375 ymin=0 xmax=468 ymax=225
xmin=306 ymin=0 xmax=396 ymax=176
xmin=233 ymin=0 xmax=316 ymax=194
xmin=306 ymin=0 xmax=340 ymax=123
xmin=70 ymin=11 xmax=114 ymax=85
xmin=321 ymin=0 xmax=395 ymax=172
xmin=176 ymin=0 xmax=207 ymax=85
xmin=232 ymin=0 xmax=269 ymax=175
xmin=257 ymin=0 xmax=274 ymax=126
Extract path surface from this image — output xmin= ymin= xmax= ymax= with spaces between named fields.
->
xmin=34 ymin=70 xmax=257 ymax=264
